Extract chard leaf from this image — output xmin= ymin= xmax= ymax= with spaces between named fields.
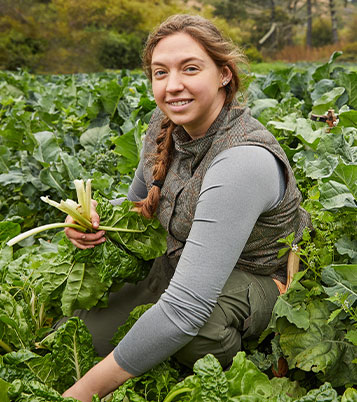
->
xmin=8 ymin=378 xmax=75 ymax=401
xmin=193 ymin=354 xmax=229 ymax=402
xmin=342 ymin=387 xmax=357 ymax=402
xmin=61 ymin=261 xmax=110 ymax=316
xmin=295 ymin=382 xmax=339 ymax=402
xmin=97 ymin=196 xmax=167 ymax=260
xmin=225 ymin=352 xmax=272 ymax=399
xmin=0 ymin=288 xmax=33 ymax=351
xmin=0 ymin=378 xmax=10 ymax=402
xmin=51 ymin=317 xmax=96 ymax=393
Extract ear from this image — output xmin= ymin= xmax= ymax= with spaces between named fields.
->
xmin=221 ymin=66 xmax=233 ymax=87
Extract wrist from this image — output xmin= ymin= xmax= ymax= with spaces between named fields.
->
xmin=62 ymin=351 xmax=134 ymax=401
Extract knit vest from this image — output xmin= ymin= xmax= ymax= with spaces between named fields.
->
xmin=142 ymin=102 xmax=311 ymax=276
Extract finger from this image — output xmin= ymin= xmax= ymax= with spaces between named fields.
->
xmin=90 ymin=200 xmax=100 ymax=229
xmin=69 ymin=235 xmax=106 ymax=249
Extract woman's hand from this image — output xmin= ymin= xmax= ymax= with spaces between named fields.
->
xmin=64 ymin=200 xmax=106 ymax=249
xmin=62 ymin=352 xmax=134 ymax=401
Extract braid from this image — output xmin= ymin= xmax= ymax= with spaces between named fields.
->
xmin=134 ymin=117 xmax=175 ymax=219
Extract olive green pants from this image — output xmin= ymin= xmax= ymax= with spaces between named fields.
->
xmin=58 ymin=255 xmax=279 ymax=369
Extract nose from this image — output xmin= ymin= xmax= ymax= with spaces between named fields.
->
xmin=166 ymin=71 xmax=184 ymax=93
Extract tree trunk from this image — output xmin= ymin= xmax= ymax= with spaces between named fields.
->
xmin=270 ymin=0 xmax=276 ymax=22
xmin=329 ymin=0 xmax=339 ymax=43
xmin=306 ymin=0 xmax=312 ymax=48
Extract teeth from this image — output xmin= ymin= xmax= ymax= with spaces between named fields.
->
xmin=170 ymin=100 xmax=190 ymax=106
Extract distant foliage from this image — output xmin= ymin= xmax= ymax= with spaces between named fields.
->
xmin=311 ymin=17 xmax=333 ymax=47
xmin=98 ymin=31 xmax=144 ymax=70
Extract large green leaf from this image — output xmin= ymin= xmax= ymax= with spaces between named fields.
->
xmin=0 ymin=288 xmax=33 ymax=351
xmin=312 ymin=87 xmax=345 ymax=115
xmin=79 ymin=120 xmax=112 ymax=152
xmin=61 ymin=261 xmax=110 ymax=316
xmin=193 ymin=354 xmax=229 ymax=402
xmin=295 ymin=118 xmax=323 ymax=150
xmin=225 ymin=352 xmax=273 ymax=399
xmin=319 ymin=180 xmax=356 ymax=209
xmin=335 ymin=237 xmax=357 ymax=260
xmin=329 ymin=162 xmax=357 ymax=199
xmin=50 ymin=317 xmax=96 ymax=393
xmin=33 ymin=131 xmax=61 ymax=166
xmin=336 ymin=71 xmax=357 ymax=109
xmin=280 ymin=299 xmax=357 ymax=387
xmin=339 ymin=110 xmax=357 ymax=129
xmin=322 ymin=265 xmax=357 ymax=306
xmin=0 ymin=146 xmax=10 ymax=173
xmin=0 ymin=378 xmax=10 ymax=402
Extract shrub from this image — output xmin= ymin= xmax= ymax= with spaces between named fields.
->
xmin=245 ymin=46 xmax=264 ymax=63
xmin=340 ymin=42 xmax=357 ymax=62
xmin=98 ymin=31 xmax=144 ymax=70
xmin=311 ymin=17 xmax=333 ymax=47
xmin=0 ymin=30 xmax=46 ymax=71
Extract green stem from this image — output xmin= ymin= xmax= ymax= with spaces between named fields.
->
xmin=0 ymin=339 xmax=13 ymax=353
xmin=163 ymin=388 xmax=192 ymax=402
xmin=6 ymin=223 xmax=87 ymax=247
xmin=98 ymin=225 xmax=144 ymax=233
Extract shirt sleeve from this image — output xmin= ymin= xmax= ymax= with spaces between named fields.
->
xmin=113 ymin=145 xmax=286 ymax=375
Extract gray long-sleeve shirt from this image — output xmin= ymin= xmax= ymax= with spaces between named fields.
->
xmin=113 ymin=145 xmax=285 ymax=375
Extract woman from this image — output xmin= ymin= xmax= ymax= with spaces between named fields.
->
xmin=63 ymin=14 xmax=311 ymax=401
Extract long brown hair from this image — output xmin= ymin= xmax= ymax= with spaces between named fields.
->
xmin=135 ymin=14 xmax=245 ymax=218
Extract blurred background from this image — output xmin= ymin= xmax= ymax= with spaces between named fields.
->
xmin=0 ymin=0 xmax=356 ymax=74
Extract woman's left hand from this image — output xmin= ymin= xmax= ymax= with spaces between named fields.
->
xmin=62 ymin=352 xmax=134 ymax=401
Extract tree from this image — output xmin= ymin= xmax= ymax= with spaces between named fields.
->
xmin=329 ymin=0 xmax=339 ymax=43
xmin=306 ymin=0 xmax=312 ymax=47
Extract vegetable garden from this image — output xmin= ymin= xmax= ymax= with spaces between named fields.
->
xmin=0 ymin=51 xmax=356 ymax=401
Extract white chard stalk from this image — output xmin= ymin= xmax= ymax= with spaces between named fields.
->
xmin=6 ymin=178 xmax=142 ymax=247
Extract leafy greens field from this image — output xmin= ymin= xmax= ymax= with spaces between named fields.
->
xmin=0 ymin=52 xmax=356 ymax=401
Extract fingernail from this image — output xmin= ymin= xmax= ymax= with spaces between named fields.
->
xmin=93 ymin=221 xmax=99 ymax=227
xmin=81 ymin=235 xmax=86 ymax=240
xmin=101 ymin=237 xmax=106 ymax=243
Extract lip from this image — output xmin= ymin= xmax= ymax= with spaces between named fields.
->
xmin=165 ymin=99 xmax=193 ymax=110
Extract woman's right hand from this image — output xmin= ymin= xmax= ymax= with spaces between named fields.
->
xmin=64 ymin=200 xmax=106 ymax=249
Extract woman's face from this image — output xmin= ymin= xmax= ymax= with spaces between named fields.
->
xmin=151 ymin=32 xmax=231 ymax=139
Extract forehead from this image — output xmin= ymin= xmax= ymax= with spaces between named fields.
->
xmin=151 ymin=32 xmax=212 ymax=65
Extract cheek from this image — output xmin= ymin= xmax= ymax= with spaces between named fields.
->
xmin=152 ymin=83 xmax=165 ymax=104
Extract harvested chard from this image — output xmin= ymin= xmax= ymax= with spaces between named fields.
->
xmin=7 ymin=179 xmax=146 ymax=247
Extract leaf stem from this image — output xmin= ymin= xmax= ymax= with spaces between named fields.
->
xmin=97 ymin=225 xmax=144 ymax=233
xmin=163 ymin=387 xmax=192 ymax=402
xmin=0 ymin=339 xmax=13 ymax=353
xmin=6 ymin=223 xmax=87 ymax=247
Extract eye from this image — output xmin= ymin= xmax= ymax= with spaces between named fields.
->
xmin=153 ymin=69 xmax=167 ymax=79
xmin=184 ymin=66 xmax=199 ymax=73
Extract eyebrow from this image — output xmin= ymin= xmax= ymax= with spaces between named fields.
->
xmin=151 ymin=57 xmax=205 ymax=66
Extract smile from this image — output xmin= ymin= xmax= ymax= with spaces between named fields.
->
xmin=167 ymin=100 xmax=192 ymax=106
